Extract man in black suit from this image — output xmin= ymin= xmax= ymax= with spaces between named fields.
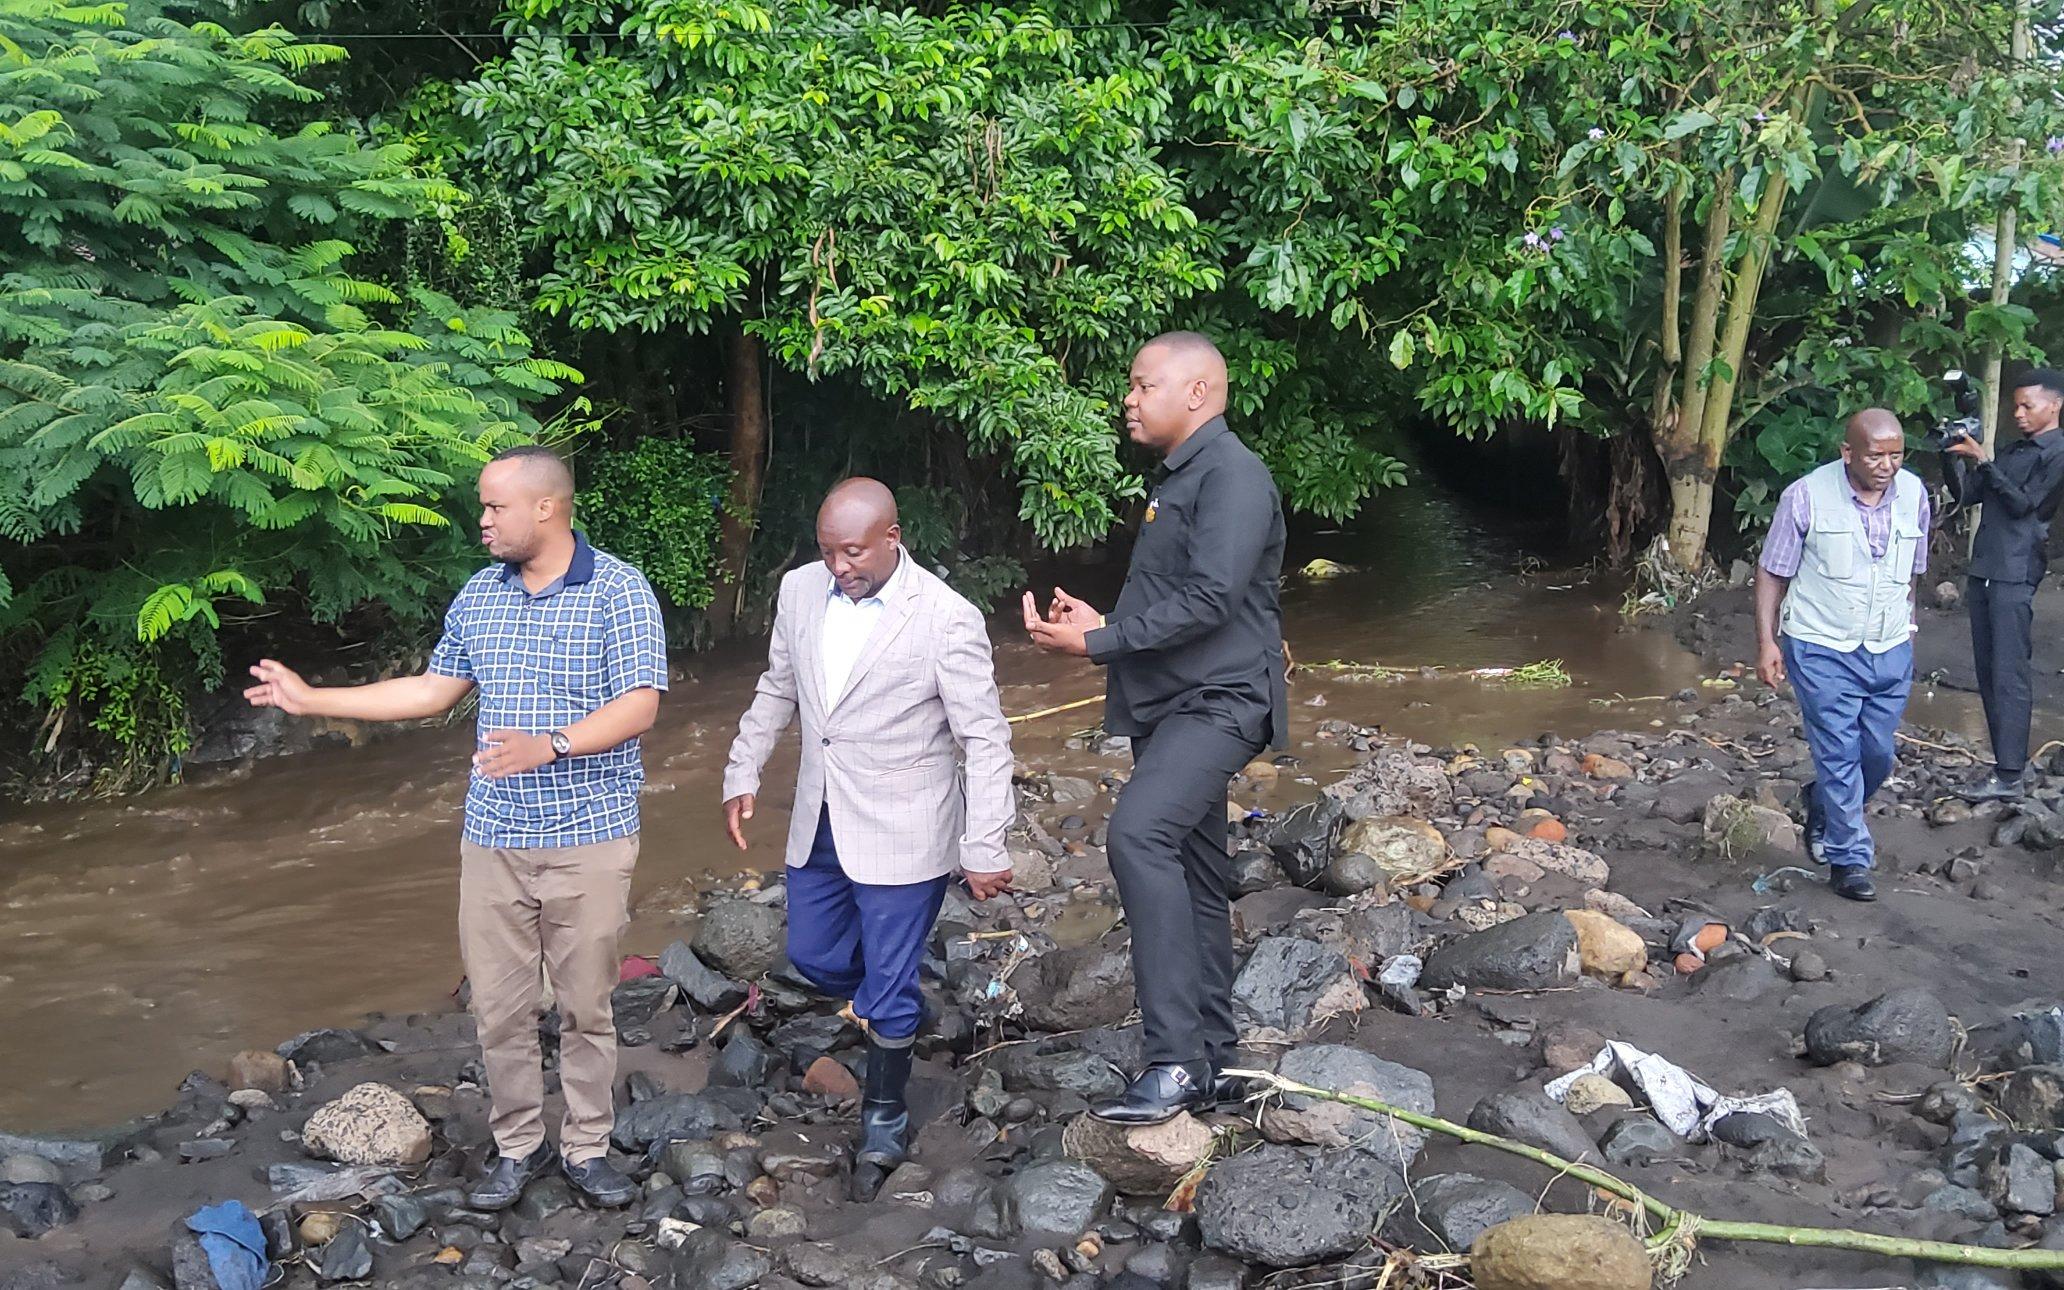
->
xmin=1023 ymin=331 xmax=1287 ymax=1124
xmin=1945 ymin=368 xmax=2064 ymax=800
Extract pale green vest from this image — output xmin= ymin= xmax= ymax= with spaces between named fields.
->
xmin=1778 ymin=460 xmax=1924 ymax=654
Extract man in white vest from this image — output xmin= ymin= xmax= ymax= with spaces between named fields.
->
xmin=1753 ymin=409 xmax=1930 ymax=901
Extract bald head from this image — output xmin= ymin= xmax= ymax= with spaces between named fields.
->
xmin=1126 ymin=331 xmax=1230 ymax=454
xmin=1840 ymin=407 xmax=1905 ymax=498
xmin=476 ymin=444 xmax=574 ymax=565
xmin=816 ymin=477 xmax=902 ymax=600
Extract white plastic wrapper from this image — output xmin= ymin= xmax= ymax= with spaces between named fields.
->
xmin=1543 ymin=1040 xmax=1807 ymax=1143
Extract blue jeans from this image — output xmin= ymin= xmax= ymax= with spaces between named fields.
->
xmin=1782 ymin=636 xmax=1914 ymax=870
xmin=784 ymin=806 xmax=948 ymax=1041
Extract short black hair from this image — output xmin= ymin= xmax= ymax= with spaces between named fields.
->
xmin=2012 ymin=368 xmax=2064 ymax=401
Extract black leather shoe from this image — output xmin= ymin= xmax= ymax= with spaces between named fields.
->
xmin=1830 ymin=866 xmax=1877 ymax=902
xmin=1958 ymin=772 xmax=2026 ymax=803
xmin=1802 ymin=783 xmax=1828 ymax=864
xmin=1090 ymin=1063 xmax=1213 ymax=1126
xmin=562 ymin=1154 xmax=636 ymax=1207
xmin=850 ymin=1038 xmax=914 ymax=1202
xmin=465 ymin=1142 xmax=556 ymax=1211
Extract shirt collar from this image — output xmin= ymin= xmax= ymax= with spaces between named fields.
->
xmin=1840 ymin=472 xmax=1897 ymax=511
xmin=828 ymin=547 xmax=907 ymax=606
xmin=497 ymin=532 xmax=595 ymax=594
xmin=1163 ymin=415 xmax=1230 ymax=473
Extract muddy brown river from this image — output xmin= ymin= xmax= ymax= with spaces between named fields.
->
xmin=0 ymin=486 xmax=1993 ymax=1133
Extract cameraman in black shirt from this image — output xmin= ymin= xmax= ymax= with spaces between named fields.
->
xmin=1944 ymin=368 xmax=2064 ymax=800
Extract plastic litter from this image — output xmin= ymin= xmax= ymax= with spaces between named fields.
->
xmin=1543 ymin=1040 xmax=1808 ymax=1143
xmin=184 ymin=1200 xmax=267 ymax=1290
xmin=1752 ymin=865 xmax=1821 ymax=894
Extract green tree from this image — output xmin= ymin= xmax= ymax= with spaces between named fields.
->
xmin=0 ymin=0 xmax=576 ymax=786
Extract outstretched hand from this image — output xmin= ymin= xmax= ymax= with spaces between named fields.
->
xmin=244 ymin=660 xmax=314 ymax=715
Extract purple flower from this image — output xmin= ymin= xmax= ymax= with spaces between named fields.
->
xmin=1558 ymin=30 xmax=1576 ymax=41
xmin=2048 ymin=136 xmax=2064 ymax=156
xmin=1586 ymin=126 xmax=1604 ymax=141
xmin=1752 ymin=111 xmax=1769 ymax=124
xmin=1549 ymin=226 xmax=1567 ymax=242
xmin=1523 ymin=231 xmax=1543 ymax=250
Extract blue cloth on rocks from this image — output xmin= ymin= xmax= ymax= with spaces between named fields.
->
xmin=185 ymin=1200 xmax=268 ymax=1290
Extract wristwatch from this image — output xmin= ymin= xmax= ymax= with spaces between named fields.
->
xmin=548 ymin=730 xmax=572 ymax=760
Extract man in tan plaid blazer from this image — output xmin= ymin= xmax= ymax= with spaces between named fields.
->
xmin=723 ymin=477 xmax=1015 ymax=1200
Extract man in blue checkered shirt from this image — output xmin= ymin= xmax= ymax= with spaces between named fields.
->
xmin=245 ymin=445 xmax=666 ymax=1210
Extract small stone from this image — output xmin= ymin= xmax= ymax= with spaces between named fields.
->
xmin=1561 ymin=1075 xmax=1633 ymax=1116
xmin=2002 ymin=1068 xmax=2064 ymax=1130
xmin=1597 ymin=1115 xmax=1678 ymax=1167
xmin=1470 ymin=1214 xmax=1653 ymax=1290
xmin=1983 ymin=1144 xmax=2056 ymax=1216
xmin=178 ymin=1139 xmax=234 ymax=1163
xmin=747 ymin=1205 xmax=808 ymax=1241
xmin=0 ymin=1156 xmax=62 ymax=1186
xmin=1582 ymin=754 xmax=1635 ymax=781
xmin=1789 ymin=950 xmax=1828 ymax=983
xmin=316 ymin=1226 xmax=373 ymax=1282
xmin=801 ymin=1057 xmax=860 ymax=1102
xmin=298 ymin=1210 xmax=345 ymax=1246
xmin=229 ymin=1050 xmax=290 ymax=1094
xmin=1561 ymin=911 xmax=1646 ymax=978
xmin=1258 ymin=1044 xmax=1436 ymax=1162
xmin=1701 ymin=795 xmax=1801 ymax=859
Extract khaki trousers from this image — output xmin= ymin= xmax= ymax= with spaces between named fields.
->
xmin=458 ymin=834 xmax=638 ymax=1162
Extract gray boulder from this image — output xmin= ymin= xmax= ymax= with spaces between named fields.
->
xmin=0 ymin=1184 xmax=77 ymax=1238
xmin=1009 ymin=1160 xmax=1114 ymax=1236
xmin=1381 ymin=1173 xmax=1535 ymax=1253
xmin=1421 ymin=913 xmax=1579 ymax=993
xmin=692 ymin=900 xmax=786 ymax=978
xmin=659 ymin=941 xmax=749 ymax=1011
xmin=1019 ymin=943 xmax=1136 ymax=1033
xmin=611 ymin=1090 xmax=756 ymax=1153
xmin=1259 ymin=1044 xmax=1435 ymax=1164
xmin=1196 ymin=1145 xmax=1404 ymax=1268
xmin=1466 ymin=1088 xmax=1598 ymax=1164
xmin=1804 ymin=988 xmax=1956 ymax=1068
xmin=1231 ymin=938 xmax=1365 ymax=1042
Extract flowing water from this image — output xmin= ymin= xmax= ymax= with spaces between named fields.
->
xmin=0 ymin=482 xmax=1991 ymax=1132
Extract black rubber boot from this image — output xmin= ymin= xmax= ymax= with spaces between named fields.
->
xmin=850 ymin=1037 xmax=914 ymax=1202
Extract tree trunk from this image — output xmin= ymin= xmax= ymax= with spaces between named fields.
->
xmin=1973 ymin=0 xmax=2032 ymax=550
xmin=1652 ymin=170 xmax=1734 ymax=572
xmin=709 ymin=323 xmax=767 ymax=636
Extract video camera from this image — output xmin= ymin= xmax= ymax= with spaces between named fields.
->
xmin=1922 ymin=369 xmax=1984 ymax=450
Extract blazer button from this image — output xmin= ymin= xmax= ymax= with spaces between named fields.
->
xmin=821 ymin=737 xmax=831 ymax=746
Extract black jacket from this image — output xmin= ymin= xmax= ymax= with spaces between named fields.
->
xmin=1084 ymin=416 xmax=1288 ymax=749
xmin=1944 ymin=428 xmax=2064 ymax=584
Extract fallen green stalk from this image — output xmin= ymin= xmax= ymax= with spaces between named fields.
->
xmin=1224 ymin=1069 xmax=2064 ymax=1277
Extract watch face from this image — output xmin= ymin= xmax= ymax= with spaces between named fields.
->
xmin=551 ymin=732 xmax=571 ymax=756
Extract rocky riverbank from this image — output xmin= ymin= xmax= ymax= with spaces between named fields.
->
xmin=8 ymin=682 xmax=2064 ymax=1290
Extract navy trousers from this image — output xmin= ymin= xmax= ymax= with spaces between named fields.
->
xmin=1783 ymin=635 xmax=1913 ymax=871
xmin=784 ymin=806 xmax=948 ymax=1041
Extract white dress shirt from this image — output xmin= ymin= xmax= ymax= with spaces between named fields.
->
xmin=821 ymin=549 xmax=906 ymax=704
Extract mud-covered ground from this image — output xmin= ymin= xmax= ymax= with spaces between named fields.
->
xmin=7 ymin=652 xmax=2064 ymax=1290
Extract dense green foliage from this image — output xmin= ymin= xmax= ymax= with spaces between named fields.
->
xmin=0 ymin=0 xmax=573 ymax=786
xmin=576 ymin=435 xmax=729 ymax=612
xmin=4 ymin=0 xmax=2061 ymax=790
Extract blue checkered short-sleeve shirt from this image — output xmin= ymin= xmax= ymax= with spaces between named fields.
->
xmin=429 ymin=535 xmax=668 ymax=848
